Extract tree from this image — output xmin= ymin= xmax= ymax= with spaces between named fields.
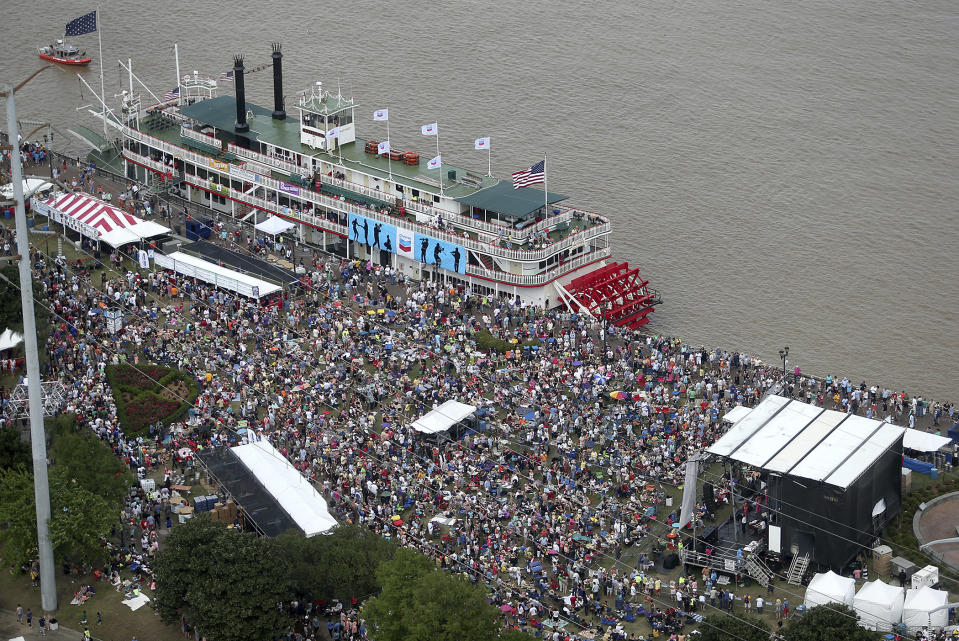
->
xmin=0 ymin=466 xmax=116 ymax=567
xmin=782 ymin=604 xmax=880 ymax=641
xmin=278 ymin=524 xmax=396 ymax=602
xmin=363 ymin=548 xmax=502 ymax=641
xmin=155 ymin=516 xmax=292 ymax=641
xmin=0 ymin=467 xmax=39 ymax=568
xmin=698 ymin=613 xmax=770 ymax=641
xmin=48 ymin=419 xmax=133 ymax=504
xmin=0 ymin=424 xmax=31 ymax=471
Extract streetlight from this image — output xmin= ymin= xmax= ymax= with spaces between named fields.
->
xmin=778 ymin=346 xmax=789 ymax=382
xmin=2 ymin=66 xmax=58 ymax=614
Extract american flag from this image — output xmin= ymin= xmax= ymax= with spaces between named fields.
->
xmin=512 ymin=160 xmax=546 ymax=189
xmin=163 ymin=87 xmax=179 ymax=101
xmin=65 ymin=10 xmax=97 ymax=36
xmin=218 ymin=71 xmax=234 ymax=82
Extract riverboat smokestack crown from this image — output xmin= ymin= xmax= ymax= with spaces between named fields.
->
xmin=271 ymin=43 xmax=286 ymax=120
xmin=233 ymin=55 xmax=249 ymax=132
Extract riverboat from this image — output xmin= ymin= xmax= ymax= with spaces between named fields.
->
xmin=73 ymin=45 xmax=658 ymax=325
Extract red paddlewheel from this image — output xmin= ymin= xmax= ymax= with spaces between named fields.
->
xmin=565 ymin=262 xmax=658 ymax=329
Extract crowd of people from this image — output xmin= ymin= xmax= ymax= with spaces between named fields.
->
xmin=0 ymin=162 xmax=954 ymax=640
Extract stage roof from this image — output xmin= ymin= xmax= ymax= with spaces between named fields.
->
xmin=411 ymin=400 xmax=476 ymax=435
xmin=707 ymin=396 xmax=905 ymax=489
xmin=232 ymin=440 xmax=337 ymax=537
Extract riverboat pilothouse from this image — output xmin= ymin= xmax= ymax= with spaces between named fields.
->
xmin=74 ymin=44 xmax=658 ymax=326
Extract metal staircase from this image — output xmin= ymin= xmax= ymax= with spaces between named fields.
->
xmin=787 ymin=552 xmax=809 ymax=585
xmin=744 ymin=555 xmax=773 ymax=588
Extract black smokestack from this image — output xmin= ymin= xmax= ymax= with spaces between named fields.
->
xmin=271 ymin=43 xmax=285 ymax=120
xmin=233 ymin=55 xmax=249 ymax=133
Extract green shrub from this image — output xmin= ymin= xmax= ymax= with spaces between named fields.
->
xmin=106 ymin=364 xmax=199 ymax=437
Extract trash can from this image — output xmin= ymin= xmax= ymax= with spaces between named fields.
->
xmin=930 ymin=468 xmax=938 ymax=480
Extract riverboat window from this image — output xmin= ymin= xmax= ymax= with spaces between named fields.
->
xmin=197 ymin=168 xmax=208 ymax=180
xmin=395 ymin=185 xmax=403 ymax=193
xmin=333 ymin=111 xmax=352 ymax=127
xmin=411 ymin=189 xmax=419 ymax=199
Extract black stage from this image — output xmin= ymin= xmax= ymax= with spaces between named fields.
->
xmin=197 ymin=447 xmax=299 ymax=537
xmin=183 ymin=240 xmax=299 ymax=287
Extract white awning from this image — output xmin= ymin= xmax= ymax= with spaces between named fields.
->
xmin=411 ymin=400 xmax=477 ymax=435
xmin=231 ymin=440 xmax=337 ymax=537
xmin=0 ymin=178 xmax=54 ymax=200
xmin=255 ymin=215 xmax=296 ymax=236
xmin=0 ymin=328 xmax=23 ymax=351
xmin=155 ymin=252 xmax=282 ymax=299
xmin=903 ymin=429 xmax=952 ymax=453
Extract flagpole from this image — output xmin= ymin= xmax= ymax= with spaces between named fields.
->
xmin=488 ymin=144 xmax=492 ymax=177
xmin=543 ymin=153 xmax=549 ymax=218
xmin=436 ymin=124 xmax=443 ymax=198
xmin=174 ymin=43 xmax=182 ymax=106
xmin=97 ymin=7 xmax=106 ymax=137
xmin=385 ymin=113 xmax=392 ymax=180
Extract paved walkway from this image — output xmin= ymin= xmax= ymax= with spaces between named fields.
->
xmin=0 ymin=609 xmax=86 ymax=641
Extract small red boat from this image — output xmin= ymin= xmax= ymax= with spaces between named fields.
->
xmin=37 ymin=40 xmax=91 ymax=66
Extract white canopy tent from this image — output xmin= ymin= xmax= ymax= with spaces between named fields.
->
xmin=0 ymin=328 xmax=23 ymax=352
xmin=255 ymin=215 xmax=296 ymax=236
xmin=0 ymin=178 xmax=53 ymax=200
xmin=902 ymin=429 xmax=952 ymax=453
xmin=853 ymin=579 xmax=905 ymax=631
xmin=902 ymin=586 xmax=949 ymax=630
xmin=411 ymin=400 xmax=477 ymax=435
xmin=154 ymin=252 xmax=282 ymax=300
xmin=33 ymin=192 xmax=169 ymax=248
xmin=231 ymin=440 xmax=337 ymax=537
xmin=804 ymin=571 xmax=856 ymax=609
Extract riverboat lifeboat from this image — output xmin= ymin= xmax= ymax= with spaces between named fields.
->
xmin=38 ymin=40 xmax=92 ymax=66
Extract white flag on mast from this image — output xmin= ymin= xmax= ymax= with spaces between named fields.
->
xmin=421 ymin=123 xmax=438 ymax=136
xmin=328 ymin=127 xmax=340 ymax=139
xmin=474 ymin=137 xmax=490 ymax=150
xmin=377 ymin=140 xmax=390 ymax=155
xmin=427 ymin=155 xmax=442 ymax=170
xmin=373 ymin=109 xmax=389 ymax=121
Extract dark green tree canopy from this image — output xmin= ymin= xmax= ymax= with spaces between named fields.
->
xmin=782 ymin=604 xmax=880 ymax=641
xmin=698 ymin=613 xmax=771 ymax=641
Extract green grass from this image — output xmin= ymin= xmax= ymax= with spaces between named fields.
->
xmin=0 ymin=567 xmax=182 ymax=641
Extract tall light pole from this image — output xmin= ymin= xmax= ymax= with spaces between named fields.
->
xmin=778 ymin=346 xmax=789 ymax=385
xmin=2 ymin=66 xmax=57 ymax=613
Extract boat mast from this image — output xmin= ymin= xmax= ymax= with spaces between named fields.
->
xmin=97 ymin=7 xmax=106 ymax=136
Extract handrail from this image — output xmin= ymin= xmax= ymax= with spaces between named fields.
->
xmin=465 ymin=247 xmax=611 ymax=286
xmin=117 ymin=122 xmax=612 ymax=263
xmin=121 ymin=148 xmax=177 ymax=177
xmin=179 ymin=125 xmax=222 ymax=150
xmin=227 ymin=142 xmax=303 ymax=176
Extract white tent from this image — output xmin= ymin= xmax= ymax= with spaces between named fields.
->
xmin=903 ymin=429 xmax=952 ymax=453
xmin=0 ymin=178 xmax=53 ymax=200
xmin=0 ymin=328 xmax=23 ymax=351
xmin=154 ymin=252 xmax=282 ymax=299
xmin=411 ymin=400 xmax=477 ymax=435
xmin=255 ymin=215 xmax=296 ymax=236
xmin=231 ymin=440 xmax=337 ymax=537
xmin=902 ymin=586 xmax=949 ymax=630
xmin=853 ymin=579 xmax=904 ymax=630
xmin=804 ymin=571 xmax=856 ymax=609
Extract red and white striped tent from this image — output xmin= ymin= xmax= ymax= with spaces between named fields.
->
xmin=35 ymin=192 xmax=170 ymax=248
